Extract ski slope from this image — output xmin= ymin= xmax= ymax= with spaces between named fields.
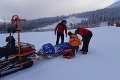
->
xmin=1 ymin=26 xmax=120 ymax=80
xmin=33 ymin=16 xmax=86 ymax=30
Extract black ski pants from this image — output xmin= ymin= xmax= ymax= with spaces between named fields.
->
xmin=70 ymin=46 xmax=79 ymax=54
xmin=56 ymin=31 xmax=64 ymax=45
xmin=82 ymin=32 xmax=93 ymax=52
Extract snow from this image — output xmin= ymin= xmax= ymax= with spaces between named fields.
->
xmin=0 ymin=19 xmax=4 ymax=22
xmin=1 ymin=26 xmax=120 ymax=80
xmin=65 ymin=16 xmax=87 ymax=25
xmin=0 ymin=18 xmax=10 ymax=23
xmin=37 ymin=16 xmax=86 ymax=29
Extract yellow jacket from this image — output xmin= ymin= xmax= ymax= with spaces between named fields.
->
xmin=68 ymin=33 xmax=81 ymax=46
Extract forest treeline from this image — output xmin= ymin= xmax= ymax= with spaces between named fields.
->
xmin=1 ymin=6 xmax=120 ymax=32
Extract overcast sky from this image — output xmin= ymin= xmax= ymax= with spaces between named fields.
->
xmin=0 ymin=0 xmax=118 ymax=20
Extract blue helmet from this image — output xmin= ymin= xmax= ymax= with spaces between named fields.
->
xmin=61 ymin=20 xmax=67 ymax=25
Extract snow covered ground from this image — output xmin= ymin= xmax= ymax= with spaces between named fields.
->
xmin=1 ymin=26 xmax=120 ymax=80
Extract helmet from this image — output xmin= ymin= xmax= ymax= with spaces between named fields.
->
xmin=61 ymin=20 xmax=67 ymax=25
xmin=68 ymin=31 xmax=72 ymax=36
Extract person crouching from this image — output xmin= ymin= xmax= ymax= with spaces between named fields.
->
xmin=68 ymin=31 xmax=82 ymax=57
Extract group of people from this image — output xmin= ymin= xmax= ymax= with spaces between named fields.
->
xmin=54 ymin=20 xmax=93 ymax=57
xmin=0 ymin=19 xmax=92 ymax=59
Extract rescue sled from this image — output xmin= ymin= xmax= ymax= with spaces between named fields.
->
xmin=37 ymin=43 xmax=73 ymax=59
xmin=0 ymin=15 xmax=39 ymax=77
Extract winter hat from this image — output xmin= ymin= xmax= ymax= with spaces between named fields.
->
xmin=68 ymin=31 xmax=72 ymax=36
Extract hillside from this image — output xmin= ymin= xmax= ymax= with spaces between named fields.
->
xmin=107 ymin=1 xmax=120 ymax=8
xmin=0 ymin=19 xmax=4 ymax=22
xmin=33 ymin=16 xmax=86 ymax=30
xmin=1 ymin=26 xmax=120 ymax=80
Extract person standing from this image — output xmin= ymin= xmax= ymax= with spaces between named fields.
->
xmin=75 ymin=27 xmax=93 ymax=54
xmin=55 ymin=20 xmax=67 ymax=45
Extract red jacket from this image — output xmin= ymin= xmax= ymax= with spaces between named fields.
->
xmin=55 ymin=23 xmax=67 ymax=34
xmin=77 ymin=27 xmax=92 ymax=38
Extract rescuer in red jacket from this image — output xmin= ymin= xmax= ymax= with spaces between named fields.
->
xmin=55 ymin=20 xmax=67 ymax=45
xmin=75 ymin=27 xmax=93 ymax=54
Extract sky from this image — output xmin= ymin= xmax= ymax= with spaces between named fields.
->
xmin=0 ymin=0 xmax=118 ymax=20
xmin=0 ymin=16 xmax=120 ymax=80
